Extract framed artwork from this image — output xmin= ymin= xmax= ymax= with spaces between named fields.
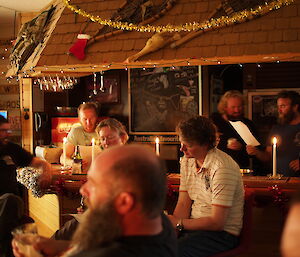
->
xmin=129 ymin=66 xmax=201 ymax=134
xmin=87 ymin=74 xmax=120 ymax=103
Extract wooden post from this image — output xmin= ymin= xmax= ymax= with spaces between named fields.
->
xmin=19 ymin=77 xmax=34 ymax=153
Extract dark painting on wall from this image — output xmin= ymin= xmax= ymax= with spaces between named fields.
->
xmin=86 ymin=74 xmax=120 ymax=103
xmin=130 ymin=66 xmax=200 ymax=134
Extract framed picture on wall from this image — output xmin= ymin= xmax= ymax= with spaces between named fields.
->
xmin=87 ymin=74 xmax=120 ymax=103
xmin=129 ymin=66 xmax=201 ymax=134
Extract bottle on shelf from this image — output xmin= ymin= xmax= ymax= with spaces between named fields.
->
xmin=72 ymin=145 xmax=82 ymax=174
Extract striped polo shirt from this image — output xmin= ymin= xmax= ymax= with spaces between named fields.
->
xmin=179 ymin=148 xmax=244 ymax=236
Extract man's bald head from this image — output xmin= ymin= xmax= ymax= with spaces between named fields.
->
xmin=92 ymin=144 xmax=167 ymax=218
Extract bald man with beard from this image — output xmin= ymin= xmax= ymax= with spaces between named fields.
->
xmin=12 ymin=145 xmax=177 ymax=257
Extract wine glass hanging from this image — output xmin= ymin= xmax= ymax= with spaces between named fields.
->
xmin=33 ymin=75 xmax=78 ymax=91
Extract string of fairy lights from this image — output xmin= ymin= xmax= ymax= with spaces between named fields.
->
xmin=62 ymin=0 xmax=294 ymax=33
xmin=1 ymin=0 xmax=296 ymax=84
xmin=3 ymin=58 xmax=289 ymax=87
xmin=0 ymin=47 xmax=10 ymax=76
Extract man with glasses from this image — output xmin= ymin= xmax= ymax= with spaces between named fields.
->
xmin=0 ymin=115 xmax=52 ymax=257
xmin=0 ymin=115 xmax=52 ymax=196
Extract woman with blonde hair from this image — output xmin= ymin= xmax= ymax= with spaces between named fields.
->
xmin=96 ymin=118 xmax=129 ymax=149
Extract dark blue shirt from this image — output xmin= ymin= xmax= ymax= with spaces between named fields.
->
xmin=269 ymin=123 xmax=300 ymax=177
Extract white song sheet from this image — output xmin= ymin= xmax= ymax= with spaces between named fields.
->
xmin=229 ymin=121 xmax=260 ymax=146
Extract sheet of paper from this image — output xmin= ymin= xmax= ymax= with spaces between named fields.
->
xmin=229 ymin=121 xmax=260 ymax=146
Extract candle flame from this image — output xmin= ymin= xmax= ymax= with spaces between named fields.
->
xmin=272 ymin=137 xmax=277 ymax=145
xmin=92 ymin=138 xmax=95 ymax=145
xmin=155 ymin=137 xmax=159 ymax=144
xmin=63 ymin=137 xmax=67 ymax=143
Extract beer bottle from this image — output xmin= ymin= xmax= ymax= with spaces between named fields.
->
xmin=72 ymin=145 xmax=82 ymax=174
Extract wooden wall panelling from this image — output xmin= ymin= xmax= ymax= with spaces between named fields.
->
xmin=19 ymin=78 xmax=33 ymax=152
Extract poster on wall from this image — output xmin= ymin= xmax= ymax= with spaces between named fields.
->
xmin=130 ymin=66 xmax=200 ymax=134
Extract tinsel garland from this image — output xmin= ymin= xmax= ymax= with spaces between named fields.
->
xmin=63 ymin=0 xmax=294 ymax=33
xmin=268 ymin=185 xmax=289 ymax=216
xmin=16 ymin=167 xmax=46 ymax=198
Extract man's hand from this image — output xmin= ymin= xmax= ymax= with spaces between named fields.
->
xmin=289 ymin=159 xmax=300 ymax=172
xmin=246 ymin=145 xmax=257 ymax=156
xmin=12 ymin=239 xmax=25 ymax=257
xmin=167 ymin=215 xmax=177 ymax=228
xmin=227 ymin=138 xmax=242 ymax=151
xmin=31 ymin=157 xmax=53 ymax=189
xmin=12 ymin=236 xmax=70 ymax=257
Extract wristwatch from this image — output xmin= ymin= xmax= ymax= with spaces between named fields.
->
xmin=176 ymin=219 xmax=184 ymax=232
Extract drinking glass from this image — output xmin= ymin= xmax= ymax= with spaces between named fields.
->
xmin=12 ymin=223 xmax=42 ymax=257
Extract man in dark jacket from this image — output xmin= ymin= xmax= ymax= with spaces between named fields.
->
xmin=211 ymin=90 xmax=265 ymax=175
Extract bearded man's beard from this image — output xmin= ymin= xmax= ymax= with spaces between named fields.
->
xmin=227 ymin=113 xmax=243 ymax=121
xmin=71 ymin=198 xmax=122 ymax=253
xmin=278 ymin=110 xmax=295 ymax=125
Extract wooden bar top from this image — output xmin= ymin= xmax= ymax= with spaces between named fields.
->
xmin=168 ymin=173 xmax=300 ymax=189
xmin=50 ymin=165 xmax=300 ymax=194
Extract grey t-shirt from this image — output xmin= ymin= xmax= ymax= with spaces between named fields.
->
xmin=67 ymin=125 xmax=98 ymax=146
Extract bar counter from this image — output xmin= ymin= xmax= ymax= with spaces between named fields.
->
xmin=51 ymin=172 xmax=300 ymax=194
xmin=29 ymin=167 xmax=300 ymax=237
xmin=167 ymin=173 xmax=300 ymax=192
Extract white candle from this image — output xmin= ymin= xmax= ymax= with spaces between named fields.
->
xmin=155 ymin=137 xmax=160 ymax=156
xmin=63 ymin=137 xmax=67 ymax=167
xmin=272 ymin=137 xmax=277 ymax=177
xmin=92 ymin=138 xmax=95 ymax=164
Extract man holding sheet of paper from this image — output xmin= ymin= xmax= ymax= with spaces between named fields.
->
xmin=211 ymin=90 xmax=266 ymax=175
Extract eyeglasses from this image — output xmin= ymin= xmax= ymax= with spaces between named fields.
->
xmin=278 ymin=104 xmax=291 ymax=108
xmin=100 ymin=135 xmax=118 ymax=142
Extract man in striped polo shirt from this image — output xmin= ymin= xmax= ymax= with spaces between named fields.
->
xmin=168 ymin=116 xmax=244 ymax=257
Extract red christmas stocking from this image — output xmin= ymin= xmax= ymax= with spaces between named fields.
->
xmin=69 ymin=34 xmax=91 ymax=60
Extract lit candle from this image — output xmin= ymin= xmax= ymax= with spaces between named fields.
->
xmin=63 ymin=137 xmax=67 ymax=167
xmin=155 ymin=137 xmax=160 ymax=156
xmin=272 ymin=137 xmax=277 ymax=177
xmin=92 ymin=138 xmax=95 ymax=164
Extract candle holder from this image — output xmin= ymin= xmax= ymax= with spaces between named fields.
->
xmin=267 ymin=173 xmax=283 ymax=180
xmin=60 ymin=165 xmax=72 ymax=175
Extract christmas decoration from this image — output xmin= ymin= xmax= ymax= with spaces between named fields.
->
xmin=268 ymin=185 xmax=289 ymax=216
xmin=69 ymin=34 xmax=91 ymax=60
xmin=16 ymin=167 xmax=46 ymax=198
xmin=63 ymin=0 xmax=294 ymax=33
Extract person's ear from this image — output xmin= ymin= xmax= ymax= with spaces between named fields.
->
xmin=120 ymin=134 xmax=127 ymax=145
xmin=292 ymin=104 xmax=299 ymax=113
xmin=114 ymin=192 xmax=135 ymax=215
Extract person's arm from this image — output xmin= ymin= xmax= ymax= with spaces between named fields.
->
xmin=281 ymin=203 xmax=300 ymax=257
xmin=168 ymin=192 xmax=229 ymax=231
xmin=30 ymin=157 xmax=52 ymax=188
xmin=168 ymin=191 xmax=192 ymax=229
xmin=171 ymin=191 xmax=192 ymax=219
xmin=12 ymin=237 xmax=70 ymax=257
xmin=246 ymin=145 xmax=272 ymax=162
xmin=179 ymin=205 xmax=229 ymax=231
xmin=65 ymin=142 xmax=75 ymax=159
